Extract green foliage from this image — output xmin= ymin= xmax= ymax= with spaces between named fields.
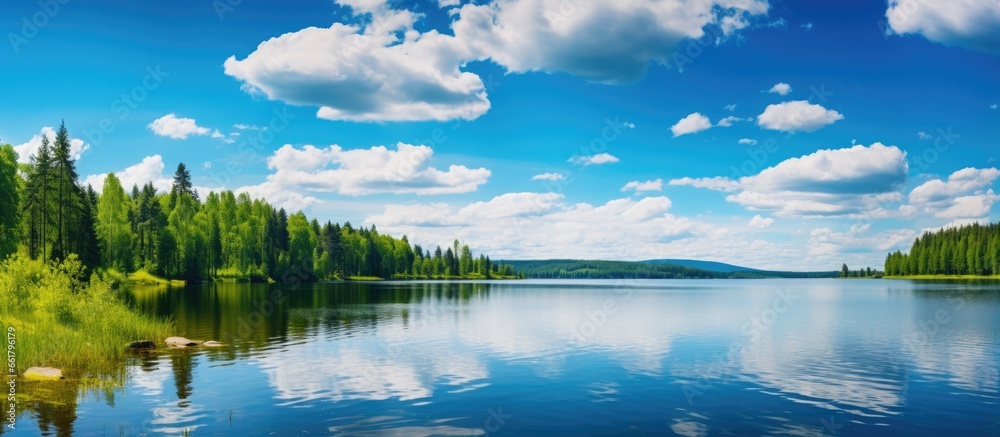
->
xmin=18 ymin=123 xmax=98 ymax=270
xmin=11 ymin=122 xmax=504 ymax=283
xmin=287 ymin=212 xmax=316 ymax=278
xmin=0 ymin=144 xmax=19 ymax=260
xmin=168 ymin=162 xmax=197 ymax=209
xmin=0 ymin=253 xmax=172 ymax=376
xmin=96 ymin=173 xmax=133 ymax=272
xmin=886 ymin=222 xmax=1000 ymax=277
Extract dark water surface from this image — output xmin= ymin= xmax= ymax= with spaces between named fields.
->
xmin=14 ymin=279 xmax=1000 ymax=436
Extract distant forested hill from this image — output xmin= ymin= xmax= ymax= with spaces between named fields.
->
xmin=642 ymin=259 xmax=759 ymax=273
xmin=502 ymin=260 xmax=837 ymax=279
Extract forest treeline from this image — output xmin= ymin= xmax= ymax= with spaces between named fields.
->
xmin=885 ymin=222 xmax=1000 ymax=276
xmin=0 ymin=123 xmax=514 ymax=282
xmin=503 ymin=260 xmax=838 ymax=279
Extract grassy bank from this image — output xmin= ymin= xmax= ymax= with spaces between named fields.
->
xmin=129 ymin=269 xmax=186 ymax=287
xmin=346 ymin=275 xmax=384 ymax=281
xmin=213 ymin=267 xmax=271 ymax=283
xmin=0 ymin=254 xmax=173 ymax=377
xmin=101 ymin=268 xmax=186 ymax=287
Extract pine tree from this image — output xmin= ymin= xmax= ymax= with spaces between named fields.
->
xmin=24 ymin=135 xmax=54 ymax=260
xmin=78 ymin=185 xmax=102 ymax=270
xmin=168 ymin=162 xmax=197 ymax=209
xmin=51 ymin=121 xmax=81 ymax=261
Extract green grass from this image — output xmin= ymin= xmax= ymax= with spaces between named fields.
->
xmin=213 ymin=266 xmax=270 ymax=283
xmin=100 ymin=267 xmax=186 ymax=287
xmin=128 ymin=269 xmax=186 ymax=287
xmin=0 ymin=254 xmax=173 ymax=378
xmin=346 ymin=275 xmax=384 ymax=281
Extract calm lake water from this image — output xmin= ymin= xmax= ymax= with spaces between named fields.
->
xmin=14 ymin=279 xmax=1000 ymax=436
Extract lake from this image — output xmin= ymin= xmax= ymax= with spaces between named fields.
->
xmin=13 ymin=279 xmax=1000 ymax=436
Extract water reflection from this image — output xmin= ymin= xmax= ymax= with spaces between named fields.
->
xmin=11 ymin=279 xmax=1000 ymax=435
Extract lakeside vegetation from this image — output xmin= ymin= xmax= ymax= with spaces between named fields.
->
xmin=885 ymin=222 xmax=1000 ymax=278
xmin=0 ymin=122 xmax=516 ymax=386
xmin=0 ymin=253 xmax=171 ymax=376
xmin=0 ymin=123 xmax=513 ymax=284
xmin=503 ymin=260 xmax=838 ymax=279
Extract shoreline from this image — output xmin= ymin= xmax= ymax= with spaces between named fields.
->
xmin=142 ymin=274 xmax=524 ymax=285
xmin=884 ymin=275 xmax=1000 ymax=280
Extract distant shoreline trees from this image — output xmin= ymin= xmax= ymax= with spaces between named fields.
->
xmin=0 ymin=123 xmax=513 ymax=282
xmin=885 ymin=223 xmax=1000 ymax=276
xmin=839 ymin=263 xmax=882 ymax=278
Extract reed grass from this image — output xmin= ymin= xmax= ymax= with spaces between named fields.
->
xmin=0 ymin=254 xmax=173 ymax=378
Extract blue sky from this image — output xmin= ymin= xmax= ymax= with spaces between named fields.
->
xmin=2 ymin=0 xmax=998 ymax=270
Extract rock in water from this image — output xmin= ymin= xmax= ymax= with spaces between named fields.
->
xmin=24 ymin=367 xmax=63 ymax=381
xmin=165 ymin=337 xmax=200 ymax=347
xmin=202 ymin=341 xmax=223 ymax=347
xmin=127 ymin=340 xmax=156 ymax=350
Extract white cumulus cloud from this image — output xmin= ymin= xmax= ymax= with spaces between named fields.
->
xmin=224 ymin=4 xmax=488 ymax=122
xmin=768 ymin=82 xmax=792 ymax=95
xmin=148 ymin=114 xmax=211 ymax=139
xmin=885 ymin=0 xmax=1000 ymax=55
xmin=224 ymin=0 xmax=771 ymax=121
xmin=907 ymin=168 xmax=1000 ymax=219
xmin=453 ymin=0 xmax=769 ymax=85
xmin=671 ymin=143 xmax=909 ymax=217
xmin=748 ymin=214 xmax=774 ymax=228
xmin=237 ymin=143 xmax=491 ymax=203
xmin=756 ymin=100 xmax=844 ymax=133
xmin=671 ymin=112 xmax=712 ymax=137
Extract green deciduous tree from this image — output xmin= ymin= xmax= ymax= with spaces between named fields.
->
xmin=0 ymin=144 xmax=20 ymax=260
xmin=96 ymin=173 xmax=133 ymax=272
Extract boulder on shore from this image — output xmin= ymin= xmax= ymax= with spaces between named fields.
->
xmin=24 ymin=367 xmax=63 ymax=381
xmin=165 ymin=337 xmax=200 ymax=347
xmin=127 ymin=340 xmax=156 ymax=350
